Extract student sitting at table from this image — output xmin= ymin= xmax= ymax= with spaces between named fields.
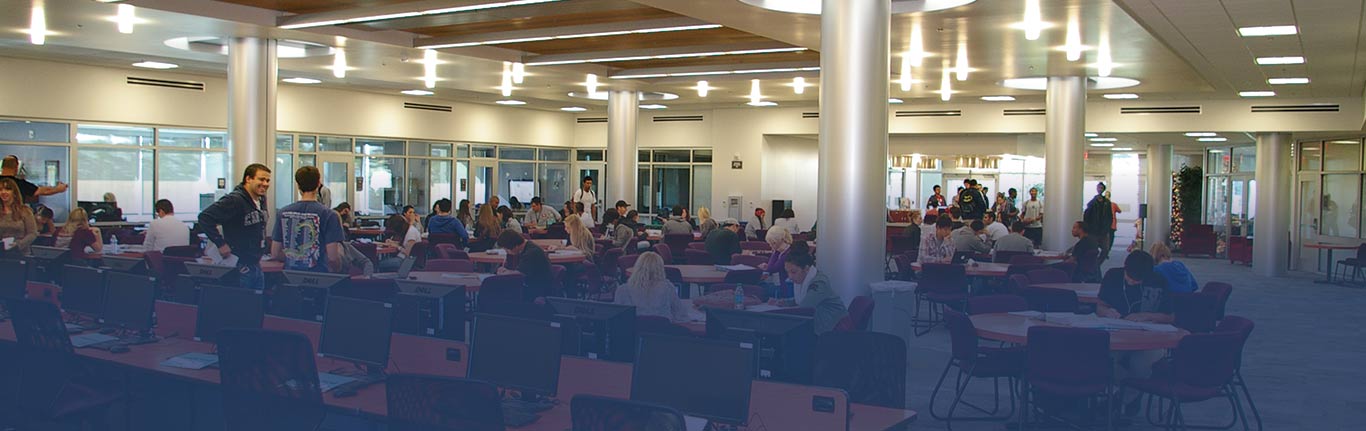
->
xmin=523 ymin=196 xmax=560 ymax=229
xmin=950 ymin=220 xmax=991 ymax=257
xmin=993 ymin=221 xmax=1035 ymax=254
xmin=33 ymin=205 xmax=55 ymax=237
xmin=499 ymin=206 xmax=523 ymax=234
xmin=602 ymin=211 xmax=632 ymax=249
xmin=1097 ymin=250 xmax=1172 ymax=416
xmin=474 ymin=204 xmax=501 ymax=242
xmin=982 ymin=211 xmax=1009 ymax=243
xmin=704 ymin=218 xmax=743 ymax=265
xmin=1150 ymin=243 xmax=1198 ymax=293
xmin=773 ymin=244 xmax=847 ymax=334
xmin=378 ymin=207 xmax=422 ymax=272
xmin=456 ymin=199 xmax=475 ymax=230
xmin=334 ymin=202 xmax=355 ymax=229
xmin=615 ymin=251 xmax=690 ymax=322
xmin=661 ymin=206 xmax=693 ymax=237
xmin=564 ymin=214 xmax=595 ymax=263
xmin=918 ymin=216 xmax=956 ymax=264
xmin=143 ymin=199 xmax=190 ymax=252
xmin=697 ymin=207 xmax=718 ymax=240
xmin=55 ymin=207 xmax=102 ymax=265
xmin=760 ymin=226 xmax=793 ymax=283
xmin=1066 ymin=221 xmax=1103 ymax=282
xmin=496 ymin=230 xmax=553 ymax=302
xmin=426 ymin=198 xmax=469 ymax=247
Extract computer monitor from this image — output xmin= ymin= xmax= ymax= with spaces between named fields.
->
xmin=77 ymin=201 xmax=121 ymax=222
xmin=631 ymin=334 xmax=754 ymax=425
xmin=545 ymin=297 xmax=636 ymax=362
xmin=282 ymin=270 xmax=350 ymax=290
xmin=28 ymin=245 xmax=68 ymax=260
xmin=59 ymin=265 xmax=107 ymax=317
xmin=705 ymin=308 xmax=816 ymax=384
xmin=183 ymin=262 xmax=236 ymax=282
xmin=318 ymin=296 xmax=394 ymax=373
xmin=99 ymin=272 xmax=157 ymax=332
xmin=0 ymin=259 xmax=29 ymax=301
xmin=468 ymin=313 xmax=563 ymax=398
xmin=194 ymin=284 xmax=265 ymax=343
xmin=101 ymin=255 xmax=146 ymax=274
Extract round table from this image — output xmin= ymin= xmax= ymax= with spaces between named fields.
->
xmin=1030 ymin=282 xmax=1101 ymax=303
xmin=468 ymin=251 xmax=588 ymax=265
xmin=397 ymin=271 xmax=486 ymax=291
xmin=530 ymin=239 xmax=568 ymax=250
xmin=970 ymin=313 xmax=1186 ymax=351
xmin=624 ymin=264 xmax=728 ymax=284
xmin=1304 ymin=242 xmax=1360 ymax=284
xmin=911 ymin=261 xmax=1011 ymax=277
xmin=645 ymin=232 xmax=702 ymax=242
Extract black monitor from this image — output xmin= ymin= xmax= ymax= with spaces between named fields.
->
xmin=318 ymin=296 xmax=393 ymax=373
xmin=183 ymin=262 xmax=236 ymax=282
xmin=78 ymin=201 xmax=121 ymax=222
xmin=101 ymin=255 xmax=146 ymax=274
xmin=194 ymin=285 xmax=265 ymax=343
xmin=99 ymin=272 xmax=157 ymax=332
xmin=468 ymin=313 xmax=563 ymax=398
xmin=545 ymin=298 xmax=636 ymax=362
xmin=631 ymin=334 xmax=754 ymax=425
xmin=60 ymin=265 xmax=107 ymax=317
xmin=0 ymin=259 xmax=29 ymax=301
xmin=28 ymin=245 xmax=68 ymax=260
xmin=705 ymin=308 xmax=816 ymax=384
xmin=282 ymin=270 xmax=350 ymax=290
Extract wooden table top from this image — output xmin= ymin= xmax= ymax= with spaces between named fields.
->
xmin=911 ymin=261 xmax=1011 ymax=277
xmin=625 ymin=264 xmax=730 ymax=284
xmin=970 ymin=312 xmax=1187 ymax=351
xmin=1031 ymin=282 xmax=1101 ymax=303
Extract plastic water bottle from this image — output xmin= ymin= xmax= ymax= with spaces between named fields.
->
xmin=110 ymin=236 xmax=119 ymax=255
xmin=734 ymin=285 xmax=746 ymax=310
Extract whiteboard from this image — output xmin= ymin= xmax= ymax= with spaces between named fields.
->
xmin=508 ymin=180 xmax=535 ymax=204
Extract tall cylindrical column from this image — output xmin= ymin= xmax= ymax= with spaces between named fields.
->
xmin=606 ymin=90 xmax=638 ymax=216
xmin=1253 ymin=133 xmax=1291 ymax=276
xmin=1043 ymin=76 xmax=1086 ymax=251
xmin=817 ymin=0 xmax=890 ymax=303
xmin=1146 ymin=144 xmax=1173 ymax=248
xmin=228 ymin=37 xmax=277 ymax=193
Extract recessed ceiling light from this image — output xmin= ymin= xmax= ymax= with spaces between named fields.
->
xmin=1090 ymin=137 xmax=1118 ymax=142
xmin=1000 ymin=76 xmax=1140 ymax=91
xmin=888 ymin=98 xmax=904 ymax=104
xmin=401 ymin=89 xmax=434 ymax=96
xmin=1184 ymin=132 xmax=1217 ymax=137
xmin=1255 ymin=56 xmax=1304 ymax=65
xmin=1090 ymin=143 xmax=1115 ymax=148
xmin=495 ymin=99 xmax=526 ymax=105
xmin=1238 ymin=25 xmax=1297 ymax=37
xmin=281 ymin=0 xmax=567 ymax=29
xmin=640 ymin=104 xmax=669 ymax=110
xmin=1268 ymin=77 xmax=1309 ymax=85
xmin=1111 ymin=147 xmax=1133 ymax=151
xmin=132 ymin=61 xmax=178 ymax=69
xmin=282 ymin=77 xmax=321 ymax=84
xmin=1084 ymin=133 xmax=1098 ymax=137
xmin=1239 ymin=91 xmax=1275 ymax=97
xmin=418 ymin=23 xmax=722 ymax=49
xmin=981 ymin=96 xmax=1016 ymax=102
xmin=1199 ymin=137 xmax=1229 ymax=142
xmin=746 ymin=101 xmax=778 ymax=107
xmin=27 ymin=6 xmax=46 ymax=45
xmin=1102 ymin=93 xmax=1139 ymax=100
xmin=1208 ymin=149 xmax=1225 ymax=153
xmin=560 ymin=106 xmax=587 ymax=112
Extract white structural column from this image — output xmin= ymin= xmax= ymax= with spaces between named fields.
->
xmin=1043 ymin=76 xmax=1086 ymax=251
xmin=1253 ymin=133 xmax=1291 ymax=276
xmin=606 ymin=90 xmax=638 ymax=213
xmin=817 ymin=0 xmax=890 ymax=303
xmin=1146 ymin=144 xmax=1173 ymax=247
xmin=227 ymin=37 xmax=277 ymax=187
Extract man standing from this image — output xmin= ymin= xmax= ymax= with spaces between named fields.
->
xmin=705 ymin=219 xmax=743 ymax=265
xmin=745 ymin=207 xmax=767 ymax=240
xmin=1021 ymin=187 xmax=1044 ymax=247
xmin=926 ymin=185 xmax=947 ymax=209
xmin=524 ymin=197 xmax=560 ymax=229
xmin=1003 ymin=188 xmax=1021 ymax=226
xmin=272 ymin=166 xmax=344 ymax=273
xmin=199 ymin=164 xmax=272 ymax=289
xmin=1 ymin=155 xmax=68 ymax=204
xmin=571 ymin=176 xmax=597 ymax=224
xmin=960 ymin=179 xmax=987 ymax=222
xmin=1083 ymin=182 xmax=1115 ymax=261
xmin=143 ymin=199 xmax=190 ymax=252
xmin=316 ymin=183 xmax=333 ymax=208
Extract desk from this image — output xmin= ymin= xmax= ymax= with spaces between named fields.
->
xmin=468 ymin=250 xmax=588 ymax=265
xmin=969 ymin=312 xmax=1186 ymax=351
xmin=1030 ymin=282 xmax=1101 ymax=303
xmin=644 ymin=232 xmax=702 ymax=242
xmin=1305 ymin=243 xmax=1359 ymax=284
xmin=391 ymin=271 xmax=487 ymax=292
xmin=910 ymin=262 xmax=1011 ymax=278
xmin=625 ymin=264 xmax=729 ymax=284
xmin=530 ymin=239 xmax=568 ymax=250
xmin=0 ymin=301 xmax=916 ymax=431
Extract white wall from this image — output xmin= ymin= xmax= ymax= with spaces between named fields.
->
xmin=762 ymin=135 xmax=819 ymax=230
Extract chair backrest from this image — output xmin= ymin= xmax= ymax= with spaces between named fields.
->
xmin=754 ymin=229 xmax=768 ymax=241
xmin=723 ymin=269 xmax=763 ymax=285
xmin=892 ymin=253 xmax=917 ymax=282
xmin=351 ymin=241 xmax=380 ymax=265
xmin=217 ymin=328 xmax=325 ymax=431
xmin=549 ymin=265 xmax=567 ymax=296
xmin=1008 ymin=255 xmax=1045 ymax=266
xmin=1172 ymin=292 xmax=1220 ymax=333
xmin=422 ymin=259 xmax=475 ymax=273
xmin=1201 ymin=281 xmax=1233 ymax=320
xmin=478 ymin=274 xmax=526 ymax=305
xmin=1025 ymin=326 xmax=1111 ymax=391
xmin=387 ymin=374 xmax=504 ymax=431
xmin=332 ymin=278 xmax=397 ymax=303
xmin=1049 ymin=261 xmax=1077 ymax=279
xmin=428 ymin=233 xmax=464 ymax=248
xmin=888 ymin=235 xmax=917 ymax=255
xmin=571 ymin=394 xmax=688 ymax=431
xmin=599 ymin=248 xmax=624 ymax=278
xmin=435 ymin=244 xmax=469 ymax=261
xmin=684 ymin=248 xmax=713 ymax=265
xmin=143 ymin=250 xmax=165 ymax=278
xmin=617 ymin=254 xmax=641 ymax=280
xmin=967 ymin=294 xmax=1029 ymax=315
xmin=994 ymin=250 xmax=1029 ymax=264
xmin=1026 ymin=268 xmax=1070 ymax=284
xmin=813 ymin=331 xmax=906 ymax=409
xmin=635 ymin=316 xmax=693 ymax=337
xmin=651 ymin=243 xmax=674 ymax=265
xmin=1005 ymin=263 xmax=1047 ymax=278
xmin=5 ymin=298 xmax=81 ymax=416
xmin=410 ymin=241 xmax=432 ymax=268
xmin=663 ymin=233 xmax=694 ymax=257
xmin=918 ymin=263 xmax=967 ymax=293
xmin=942 ymin=310 xmax=982 ymax=363
xmin=1017 ymin=286 xmax=1079 ymax=313
xmin=686 ymin=242 xmax=707 ymax=251
xmin=1172 ymin=332 xmax=1242 ymax=390
xmin=163 ymin=244 xmax=201 ymax=258
xmin=1214 ymin=315 xmax=1255 ymax=369
xmin=1006 ymin=274 xmax=1032 ymax=294
xmin=834 ymin=296 xmax=875 ymax=332
xmin=740 ymin=240 xmax=772 ymax=251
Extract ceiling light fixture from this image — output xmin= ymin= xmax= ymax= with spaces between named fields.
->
xmin=899 ymin=55 xmax=914 ymax=91
xmin=1184 ymin=132 xmax=1217 ymax=137
xmin=1095 ymin=37 xmax=1114 ymax=77
xmin=792 ymin=76 xmax=806 ymax=94
xmin=981 ymin=96 xmax=1016 ymax=102
xmin=639 ymin=104 xmax=668 ymax=110
xmin=1268 ymin=77 xmax=1309 ymax=85
xmin=422 ymin=49 xmax=439 ymax=89
xmin=132 ymin=61 xmax=178 ymax=69
xmin=1014 ymin=0 xmax=1050 ymax=41
xmin=747 ymin=101 xmax=778 ymax=107
xmin=1238 ymin=25 xmax=1297 ymax=37
xmin=499 ymin=63 xmax=514 ymax=97
xmin=511 ymin=62 xmax=525 ymax=84
xmin=1085 ymin=133 xmax=1098 ymax=137
xmin=586 ymin=73 xmax=599 ymax=97
xmin=1102 ymin=93 xmax=1139 ymax=99
xmin=525 ymin=47 xmax=807 ymax=66
xmin=955 ymin=42 xmax=970 ymax=81
xmin=1063 ymin=14 xmax=1085 ymax=62
xmin=748 ymin=79 xmax=763 ymax=105
xmin=401 ymin=89 xmax=434 ymax=96
xmin=280 ymin=0 xmax=566 ymax=29
xmin=1198 ymin=137 xmax=1228 ymax=142
xmin=1111 ymin=147 xmax=1133 ymax=151
xmin=282 ymin=77 xmax=321 ymax=84
xmin=611 ymin=66 xmax=821 ymax=79
xmin=1239 ymin=91 xmax=1275 ymax=97
xmin=888 ymin=98 xmax=904 ymax=104
xmin=1090 ymin=143 xmax=1115 ymax=147
xmin=115 ymin=4 xmax=136 ymax=34
xmin=495 ymin=99 xmax=526 ymax=105
xmin=1255 ymin=56 xmax=1304 ymax=65
xmin=331 ymin=49 xmax=347 ymax=78
xmin=419 ymin=23 xmax=722 ymax=49
xmin=1090 ymin=137 xmax=1118 ymax=142
xmin=909 ymin=23 xmax=926 ymax=67
xmin=28 ymin=5 xmax=46 ymax=45
xmin=560 ymin=106 xmax=587 ymax=112
xmin=695 ymin=80 xmax=710 ymax=97
xmin=938 ymin=61 xmax=952 ymax=102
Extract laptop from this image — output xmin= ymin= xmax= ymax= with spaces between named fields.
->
xmin=372 ymin=256 xmax=416 ymax=280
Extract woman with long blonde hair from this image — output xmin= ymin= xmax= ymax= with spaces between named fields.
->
xmin=616 ymin=251 xmax=689 ymax=322
xmin=475 ymin=204 xmax=501 ymax=241
xmin=697 ymin=207 xmax=718 ymax=239
xmin=0 ymin=178 xmax=37 ymax=255
xmin=564 ymin=214 xmax=595 ymax=260
xmin=56 ymin=207 xmax=102 ymax=263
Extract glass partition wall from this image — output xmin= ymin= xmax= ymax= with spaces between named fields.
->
xmin=636 ymin=149 xmax=712 ymax=220
xmin=1292 ymin=138 xmax=1365 ymax=272
xmin=1203 ymin=146 xmax=1256 ymax=256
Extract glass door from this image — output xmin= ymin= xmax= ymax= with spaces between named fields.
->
xmin=1296 ymin=178 xmax=1320 ymax=271
xmin=317 ymin=154 xmax=351 ymax=211
xmin=577 ymin=165 xmax=603 ymax=217
xmin=456 ymin=160 xmax=469 ymax=207
xmin=471 ymin=160 xmax=496 ymax=208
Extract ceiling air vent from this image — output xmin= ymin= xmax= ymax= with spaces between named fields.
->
xmin=895 ymin=110 xmax=961 ymax=117
xmin=403 ymin=102 xmax=452 ymax=112
xmin=653 ymin=115 xmax=704 ymax=122
xmin=801 ymin=112 xmax=819 ymax=119
xmin=576 ymin=117 xmax=608 ymax=124
xmin=1119 ymin=106 xmax=1201 ymax=114
xmin=126 ymin=76 xmax=204 ymax=91
xmin=1003 ymin=108 xmax=1045 ymax=116
xmin=1251 ymin=104 xmax=1340 ymax=113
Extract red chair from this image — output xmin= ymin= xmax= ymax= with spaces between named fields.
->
xmin=1007 ymin=254 xmax=1045 ymax=266
xmin=351 ymin=241 xmax=380 ymax=266
xmin=813 ymin=331 xmax=906 ymax=409
xmin=434 ymin=244 xmax=469 ymax=261
xmin=571 ymin=394 xmax=687 ymax=431
xmin=421 ymin=259 xmax=475 ymax=273
xmin=892 ymin=254 xmax=917 ymax=282
xmin=1017 ymin=286 xmax=1079 ymax=313
xmin=1227 ymin=236 xmax=1252 ymax=266
xmin=1022 ymin=326 xmax=1113 ymax=430
xmin=722 ymin=269 xmax=762 ymax=285
xmin=409 ymin=241 xmax=431 ymax=269
xmin=651 ymin=243 xmax=675 ymax=266
xmin=740 ymin=241 xmax=771 ymax=251
xmin=427 ymin=233 xmax=464 ymax=249
xmin=1201 ymin=282 xmax=1233 ymax=320
xmin=662 ymin=234 xmax=694 ymax=263
xmin=834 ymin=296 xmax=875 ymax=332
xmin=684 ymin=249 xmax=712 ymax=265
xmin=7 ymin=299 xmax=129 ymax=431
xmin=616 ymin=254 xmax=640 ymax=282
xmin=686 ymin=242 xmax=707 ymax=251
xmin=478 ymin=274 xmax=526 ymax=306
xmin=1125 ymin=332 xmax=1243 ymax=431
xmin=217 ymin=329 xmax=325 ymax=431
xmin=1172 ymin=292 xmax=1220 ymax=333
xmin=549 ymin=265 xmax=567 ymax=297
xmin=163 ymin=245 xmax=200 ymax=258
xmin=931 ymin=310 xmax=1021 ymax=426
xmin=1181 ymin=224 xmax=1218 ymax=257
xmin=913 ymin=263 xmax=968 ymax=337
xmin=1006 ymin=275 xmax=1032 ymax=294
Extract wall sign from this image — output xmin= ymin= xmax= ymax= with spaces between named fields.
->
xmin=731 ymin=160 xmax=743 ymax=169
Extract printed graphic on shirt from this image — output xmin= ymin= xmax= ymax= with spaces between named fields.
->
xmin=279 ymin=211 xmax=323 ymax=270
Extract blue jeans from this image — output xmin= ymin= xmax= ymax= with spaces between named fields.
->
xmin=237 ymin=261 xmax=265 ymax=290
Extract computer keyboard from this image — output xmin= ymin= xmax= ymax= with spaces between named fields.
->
xmin=70 ymin=333 xmax=119 ymax=348
xmin=317 ymin=372 xmax=358 ymax=392
xmin=329 ymin=374 xmax=386 ymax=396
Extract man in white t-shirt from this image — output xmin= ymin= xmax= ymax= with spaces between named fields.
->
xmin=142 ymin=199 xmax=190 ymax=252
xmin=1021 ymin=187 xmax=1045 ymax=247
xmin=983 ymin=212 xmax=1010 ymax=243
xmin=571 ymin=176 xmax=597 ymax=224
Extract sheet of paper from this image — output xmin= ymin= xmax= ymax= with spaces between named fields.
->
xmin=160 ymin=353 xmax=219 ymax=370
xmin=684 ymin=416 xmax=709 ymax=431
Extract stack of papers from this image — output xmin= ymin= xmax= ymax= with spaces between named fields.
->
xmin=714 ymin=264 xmax=756 ymax=272
xmin=1047 ymin=313 xmax=1181 ymax=332
xmin=161 ymin=353 xmax=219 ymax=370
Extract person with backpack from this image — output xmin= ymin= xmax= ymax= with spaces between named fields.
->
xmin=1083 ymin=182 xmax=1116 ymax=262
